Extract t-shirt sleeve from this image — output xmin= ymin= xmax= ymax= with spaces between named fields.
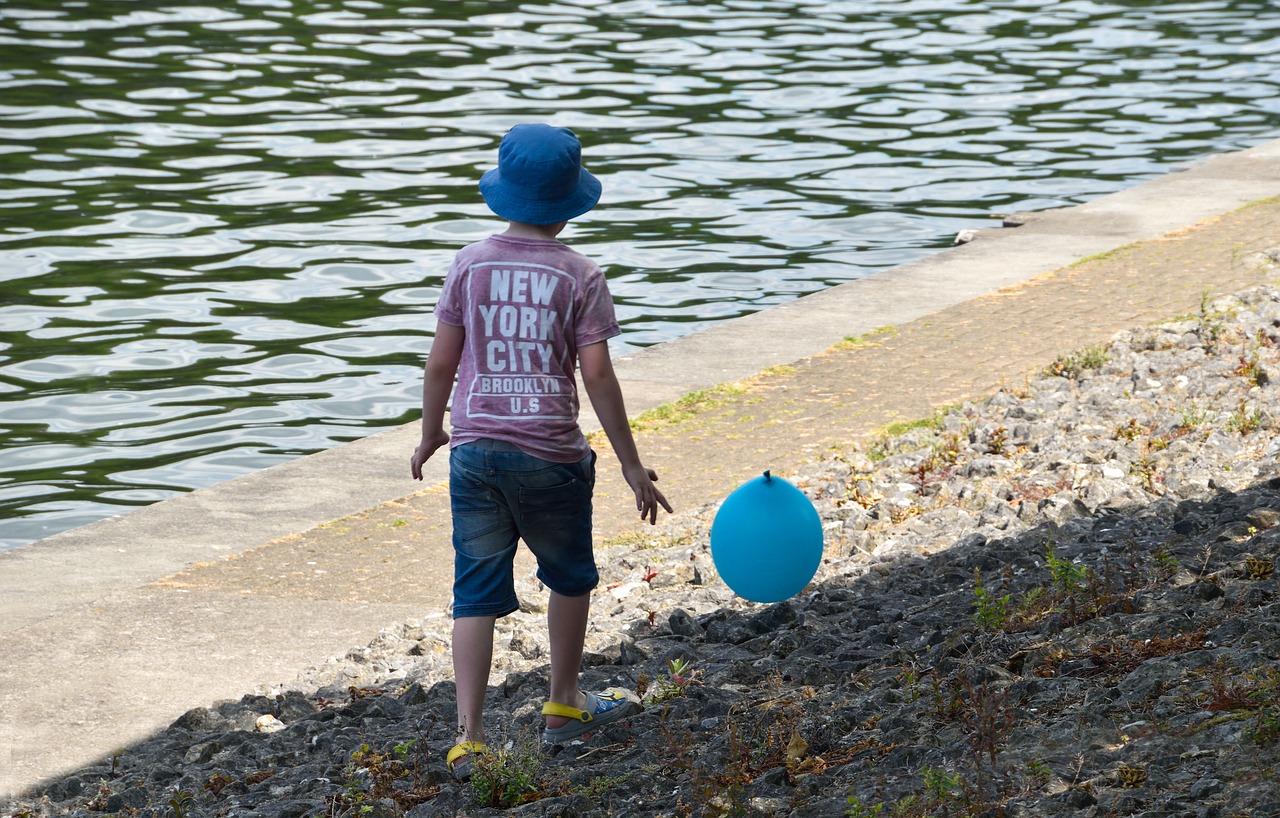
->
xmin=434 ymin=256 xmax=466 ymax=327
xmin=574 ymin=267 xmax=620 ymax=347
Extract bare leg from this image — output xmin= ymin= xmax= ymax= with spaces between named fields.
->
xmin=452 ymin=614 xmax=497 ymax=743
xmin=545 ymin=590 xmax=590 ymax=728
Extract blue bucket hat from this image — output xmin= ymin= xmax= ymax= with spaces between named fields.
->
xmin=479 ymin=124 xmax=602 ymax=225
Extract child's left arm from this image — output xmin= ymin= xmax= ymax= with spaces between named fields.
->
xmin=410 ymin=322 xmax=464 ymax=480
xmin=579 ymin=340 xmax=673 ymax=524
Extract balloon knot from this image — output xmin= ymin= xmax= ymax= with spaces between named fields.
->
xmin=763 ymin=470 xmax=772 ymax=481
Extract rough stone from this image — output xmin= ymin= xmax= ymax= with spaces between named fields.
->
xmin=8 ymin=286 xmax=1280 ymax=816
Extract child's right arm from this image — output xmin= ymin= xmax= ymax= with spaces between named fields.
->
xmin=578 ymin=340 xmax=673 ymax=525
xmin=410 ymin=322 xmax=464 ymax=480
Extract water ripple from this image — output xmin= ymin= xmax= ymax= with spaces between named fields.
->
xmin=1 ymin=0 xmax=1278 ymax=549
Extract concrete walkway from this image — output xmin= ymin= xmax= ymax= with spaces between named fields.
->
xmin=2 ymin=140 xmax=1280 ymax=799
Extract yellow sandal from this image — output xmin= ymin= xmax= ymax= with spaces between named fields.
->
xmin=541 ymin=688 xmax=642 ymax=745
xmin=446 ymin=741 xmax=488 ymax=781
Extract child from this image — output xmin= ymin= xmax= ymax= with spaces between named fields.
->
xmin=409 ymin=123 xmax=673 ymax=781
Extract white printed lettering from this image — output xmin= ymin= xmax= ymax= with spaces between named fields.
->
xmin=530 ymin=273 xmax=556 ymax=305
xmin=479 ymin=303 xmax=499 ymax=335
xmin=489 ymin=269 xmax=510 ymax=300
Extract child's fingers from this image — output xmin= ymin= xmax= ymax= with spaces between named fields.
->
xmin=636 ymin=488 xmax=671 ymax=525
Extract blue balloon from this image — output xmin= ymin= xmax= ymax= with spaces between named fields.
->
xmin=710 ymin=471 xmax=824 ymax=603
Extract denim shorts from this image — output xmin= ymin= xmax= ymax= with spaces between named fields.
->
xmin=448 ymin=439 xmax=598 ymax=618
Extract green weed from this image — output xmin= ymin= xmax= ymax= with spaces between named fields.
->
xmin=1045 ymin=543 xmax=1087 ymax=594
xmin=1196 ymin=288 xmax=1231 ymax=347
xmin=1227 ymin=399 xmax=1262 ymax=435
xmin=574 ymin=774 xmax=630 ymax=798
xmin=867 ymin=406 xmax=962 ymax=461
xmin=845 ymin=795 xmax=885 ymax=817
xmin=1234 ymin=352 xmax=1265 ymax=386
xmin=836 ymin=325 xmax=898 ymax=350
xmin=985 ymin=424 xmax=1009 ymax=456
xmin=1177 ymin=402 xmax=1211 ymax=431
xmin=168 ymin=790 xmax=195 ymax=818
xmin=1046 ymin=345 xmax=1109 ymax=380
xmin=470 ymin=738 xmax=544 ymax=809
xmin=327 ymin=738 xmax=437 ymax=816
xmin=644 ymin=656 xmax=700 ymax=704
xmin=1130 ymin=455 xmax=1158 ymax=491
xmin=972 ymin=569 xmax=1011 ymax=632
xmin=628 ymin=384 xmax=748 ymax=432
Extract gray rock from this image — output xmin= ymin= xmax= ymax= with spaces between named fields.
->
xmin=11 ymin=285 xmax=1280 ymax=818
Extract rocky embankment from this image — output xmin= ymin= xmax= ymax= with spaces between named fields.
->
xmin=8 ymin=287 xmax=1280 ymax=818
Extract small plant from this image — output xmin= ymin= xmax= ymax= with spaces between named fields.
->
xmin=986 ymin=424 xmax=1008 ymax=456
xmin=470 ymin=739 xmax=545 ymax=809
xmin=1246 ymin=556 xmax=1274 ymax=580
xmin=972 ymin=569 xmax=1010 ymax=632
xmin=937 ymin=432 xmax=964 ymax=466
xmin=1025 ymin=758 xmax=1053 ymax=787
xmin=1114 ymin=417 xmax=1145 ymax=442
xmin=1177 ymin=402 xmax=1211 ymax=431
xmin=204 ymin=772 xmax=233 ymax=796
xmin=921 ymin=767 xmax=964 ymax=804
xmin=1253 ymin=705 xmax=1280 ymax=746
xmin=1234 ymin=352 xmax=1265 ymax=386
xmin=867 ymin=406 xmax=961 ymax=462
xmin=326 ymin=738 xmax=438 ymax=815
xmin=1201 ymin=662 xmax=1280 ymax=745
xmin=1088 ymin=630 xmax=1206 ymax=676
xmin=1227 ymin=399 xmax=1262 ymax=435
xmin=84 ymin=783 xmax=113 ymax=812
xmin=574 ymin=774 xmax=630 ymax=798
xmin=1151 ymin=548 xmax=1180 ymax=582
xmin=888 ymin=502 xmax=925 ymax=524
xmin=1009 ymin=475 xmax=1072 ymax=506
xmin=898 ymin=662 xmax=924 ymax=703
xmin=836 ymin=325 xmax=898 ymax=351
xmin=1130 ymin=455 xmax=1158 ymax=491
xmin=1197 ymin=288 xmax=1227 ymax=347
xmin=846 ymin=795 xmax=885 ymax=817
xmin=1117 ymin=764 xmax=1147 ymax=788
xmin=628 ymin=383 xmax=748 ymax=432
xmin=646 ymin=656 xmax=699 ymax=703
xmin=1000 ymin=543 xmax=1140 ymax=631
xmin=169 ymin=790 xmax=195 ymax=818
xmin=1045 ymin=543 xmax=1087 ymax=594
xmin=907 ymin=434 xmax=966 ymax=494
xmin=1046 ymin=345 xmax=1109 ymax=380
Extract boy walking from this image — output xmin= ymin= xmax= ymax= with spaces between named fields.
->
xmin=409 ymin=123 xmax=672 ymax=780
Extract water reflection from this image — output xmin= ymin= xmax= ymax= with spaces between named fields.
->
xmin=1 ymin=0 xmax=1278 ymax=549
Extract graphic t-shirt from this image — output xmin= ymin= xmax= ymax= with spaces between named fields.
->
xmin=434 ymin=234 xmax=620 ymax=463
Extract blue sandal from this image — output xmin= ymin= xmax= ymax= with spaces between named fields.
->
xmin=541 ymin=688 xmax=642 ymax=745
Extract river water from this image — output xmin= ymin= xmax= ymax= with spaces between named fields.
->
xmin=1 ymin=0 xmax=1278 ymax=551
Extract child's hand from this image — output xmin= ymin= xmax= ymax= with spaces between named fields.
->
xmin=622 ymin=463 xmax=673 ymax=525
xmin=410 ymin=430 xmax=450 ymax=480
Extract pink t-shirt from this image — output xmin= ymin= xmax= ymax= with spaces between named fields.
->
xmin=434 ymin=234 xmax=620 ymax=463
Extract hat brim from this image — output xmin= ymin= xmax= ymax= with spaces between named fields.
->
xmin=479 ymin=167 xmax=602 ymax=225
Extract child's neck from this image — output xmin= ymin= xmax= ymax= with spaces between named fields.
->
xmin=503 ymin=220 xmax=567 ymax=240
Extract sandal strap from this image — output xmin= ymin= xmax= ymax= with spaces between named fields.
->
xmin=447 ymin=741 xmax=488 ymax=767
xmin=542 ymin=701 xmax=592 ymax=722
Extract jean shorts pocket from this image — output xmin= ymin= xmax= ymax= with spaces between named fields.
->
xmin=450 ymin=464 xmax=503 ymax=544
xmin=519 ymin=475 xmax=589 ymax=524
